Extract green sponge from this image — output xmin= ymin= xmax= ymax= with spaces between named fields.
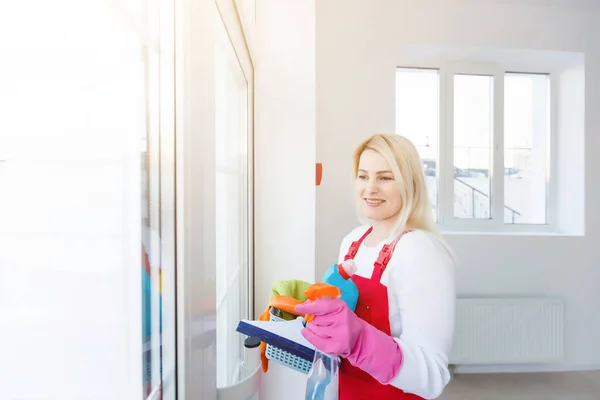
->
xmin=270 ymin=279 xmax=312 ymax=320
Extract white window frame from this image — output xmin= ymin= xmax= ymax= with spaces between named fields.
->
xmin=399 ymin=60 xmax=556 ymax=234
xmin=215 ymin=0 xmax=255 ymax=389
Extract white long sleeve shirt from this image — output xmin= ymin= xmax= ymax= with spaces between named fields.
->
xmin=337 ymin=226 xmax=456 ymax=399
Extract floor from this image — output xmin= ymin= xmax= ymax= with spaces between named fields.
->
xmin=439 ymin=371 xmax=600 ymax=400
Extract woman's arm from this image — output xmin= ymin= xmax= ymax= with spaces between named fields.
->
xmin=387 ymin=231 xmax=456 ymax=399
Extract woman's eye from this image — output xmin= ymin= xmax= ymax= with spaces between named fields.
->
xmin=379 ymin=176 xmax=393 ymax=181
xmin=357 ymin=175 xmax=367 ymax=180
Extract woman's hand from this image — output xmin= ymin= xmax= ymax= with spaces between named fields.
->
xmin=295 ymin=297 xmax=404 ymax=385
xmin=294 ymin=298 xmax=363 ymax=357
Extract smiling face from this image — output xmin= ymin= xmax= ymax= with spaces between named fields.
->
xmin=355 ymin=149 xmax=403 ymax=223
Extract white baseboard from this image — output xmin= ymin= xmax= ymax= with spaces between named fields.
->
xmin=452 ymin=363 xmax=600 ymax=374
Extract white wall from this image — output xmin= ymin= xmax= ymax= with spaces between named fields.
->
xmin=254 ymin=0 xmax=315 ymax=398
xmin=316 ymin=0 xmax=600 ymax=372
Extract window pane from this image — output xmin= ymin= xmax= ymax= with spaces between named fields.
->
xmin=215 ymin=13 xmax=249 ymax=388
xmin=453 ymin=74 xmax=493 ymax=219
xmin=395 ymin=68 xmax=439 ymax=220
xmin=504 ymin=73 xmax=549 ymax=224
xmin=141 ymin=42 xmax=162 ymax=400
xmin=0 ymin=3 xmax=151 ymax=399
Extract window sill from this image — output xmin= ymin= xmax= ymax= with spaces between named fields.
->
xmin=438 ymin=228 xmax=583 ymax=237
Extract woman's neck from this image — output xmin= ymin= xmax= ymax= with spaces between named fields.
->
xmin=364 ymin=220 xmax=396 ymax=247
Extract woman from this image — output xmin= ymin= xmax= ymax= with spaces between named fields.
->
xmin=295 ymin=134 xmax=455 ymax=399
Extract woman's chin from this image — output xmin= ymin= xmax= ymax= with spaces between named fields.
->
xmin=363 ymin=208 xmax=398 ymax=224
xmin=363 ymin=210 xmax=386 ymax=221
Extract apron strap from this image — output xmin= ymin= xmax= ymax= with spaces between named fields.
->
xmin=343 ymin=226 xmax=373 ymax=261
xmin=371 ymin=229 xmax=412 ymax=282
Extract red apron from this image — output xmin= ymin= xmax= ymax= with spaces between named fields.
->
xmin=339 ymin=227 xmax=423 ymax=400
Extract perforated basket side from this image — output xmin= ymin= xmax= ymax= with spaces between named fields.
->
xmin=265 ymin=307 xmax=312 ymax=374
xmin=265 ymin=344 xmax=313 ymax=374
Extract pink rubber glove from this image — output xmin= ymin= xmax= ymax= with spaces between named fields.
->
xmin=294 ymin=298 xmax=404 ymax=384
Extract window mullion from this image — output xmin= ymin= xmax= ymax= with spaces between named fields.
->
xmin=492 ymin=70 xmax=505 ymax=226
xmin=437 ymin=66 xmax=447 ymax=225
xmin=441 ymin=65 xmax=455 ymax=225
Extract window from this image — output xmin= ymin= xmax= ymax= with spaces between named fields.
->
xmin=504 ymin=73 xmax=550 ymax=225
xmin=396 ymin=64 xmax=551 ymax=231
xmin=0 ymin=2 xmax=176 ymax=399
xmin=136 ymin=0 xmax=177 ymax=398
xmin=215 ymin=8 xmax=253 ymax=389
xmin=395 ymin=68 xmax=440 ymax=220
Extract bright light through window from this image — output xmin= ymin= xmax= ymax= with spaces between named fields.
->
xmin=396 ymin=66 xmax=552 ymax=229
xmin=0 ymin=3 xmax=154 ymax=399
xmin=504 ymin=73 xmax=550 ymax=224
xmin=453 ymin=74 xmax=493 ymax=220
xmin=395 ymin=68 xmax=439 ymax=219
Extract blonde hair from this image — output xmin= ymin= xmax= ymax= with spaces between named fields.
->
xmin=353 ymin=133 xmax=454 ymax=257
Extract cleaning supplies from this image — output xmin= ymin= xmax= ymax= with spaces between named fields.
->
xmin=257 ymin=295 xmax=305 ymax=373
xmin=257 ymin=280 xmax=312 ymax=373
xmin=254 ymin=265 xmax=358 ymax=376
xmin=258 ymin=283 xmax=345 ymax=374
xmin=305 ymin=349 xmax=339 ymax=400
xmin=303 ymin=262 xmax=358 ymax=400
xmin=270 ymin=279 xmax=313 ymax=320
xmin=303 ymin=283 xmax=342 ymax=323
xmin=321 ymin=260 xmax=359 ymax=312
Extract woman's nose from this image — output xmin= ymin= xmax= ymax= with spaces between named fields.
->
xmin=365 ymin=181 xmax=378 ymax=193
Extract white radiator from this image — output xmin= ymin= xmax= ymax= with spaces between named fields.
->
xmin=449 ymin=297 xmax=565 ymax=365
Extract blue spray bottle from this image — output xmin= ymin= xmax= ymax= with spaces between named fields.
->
xmin=320 ymin=260 xmax=359 ymax=312
xmin=305 ymin=260 xmax=359 ymax=400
